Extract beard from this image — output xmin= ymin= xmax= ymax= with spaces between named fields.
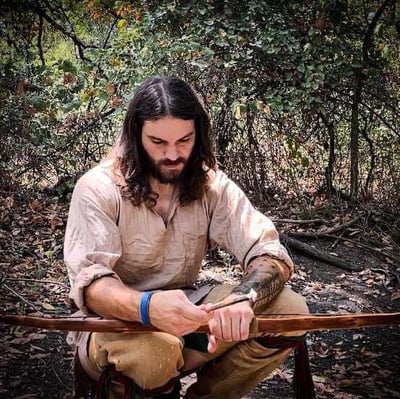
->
xmin=145 ymin=154 xmax=188 ymax=184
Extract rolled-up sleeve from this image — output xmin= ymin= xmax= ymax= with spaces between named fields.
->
xmin=64 ymin=169 xmax=122 ymax=313
xmin=207 ymin=172 xmax=294 ymax=274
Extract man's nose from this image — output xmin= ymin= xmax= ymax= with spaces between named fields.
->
xmin=165 ymin=145 xmax=179 ymax=161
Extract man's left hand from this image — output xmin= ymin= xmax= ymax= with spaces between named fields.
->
xmin=205 ymin=294 xmax=254 ymax=353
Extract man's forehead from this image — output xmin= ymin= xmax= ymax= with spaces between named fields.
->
xmin=142 ymin=117 xmax=195 ymax=139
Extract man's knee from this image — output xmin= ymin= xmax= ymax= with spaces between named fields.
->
xmin=256 ymin=287 xmax=309 ymax=337
xmin=90 ymin=332 xmax=184 ymax=390
xmin=260 ymin=287 xmax=309 ymax=315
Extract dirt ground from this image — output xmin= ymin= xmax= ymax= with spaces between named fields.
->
xmin=0 ymin=195 xmax=399 ymax=399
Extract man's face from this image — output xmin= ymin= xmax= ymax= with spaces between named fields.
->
xmin=141 ymin=116 xmax=196 ymax=184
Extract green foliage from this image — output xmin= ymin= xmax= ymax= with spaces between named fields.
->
xmin=0 ymin=0 xmax=399 ymax=210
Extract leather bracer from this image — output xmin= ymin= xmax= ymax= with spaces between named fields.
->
xmin=232 ymin=256 xmax=291 ymax=313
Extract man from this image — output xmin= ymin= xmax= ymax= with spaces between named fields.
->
xmin=64 ymin=76 xmax=310 ymax=399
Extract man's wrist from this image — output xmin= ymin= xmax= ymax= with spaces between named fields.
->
xmin=139 ymin=291 xmax=154 ymax=326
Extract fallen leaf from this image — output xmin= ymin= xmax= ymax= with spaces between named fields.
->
xmin=339 ymin=379 xmax=354 ymax=387
xmin=31 ymin=215 xmax=44 ymax=224
xmin=27 ymin=333 xmax=46 ymax=340
xmin=2 ymin=345 xmax=24 ymax=354
xmin=41 ymin=302 xmax=55 ymax=310
xmin=49 ymin=215 xmax=63 ymax=230
xmin=30 ymin=344 xmax=45 ymax=352
xmin=29 ymin=199 xmax=43 ymax=212
xmin=30 ymin=353 xmax=48 ymax=360
xmin=391 ymin=290 xmax=400 ymax=301
xmin=312 ymin=375 xmax=328 ymax=383
xmin=4 ymin=197 xmax=14 ymax=208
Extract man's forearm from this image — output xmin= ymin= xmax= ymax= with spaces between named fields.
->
xmin=232 ymin=256 xmax=291 ymax=312
xmin=85 ymin=276 xmax=141 ymax=321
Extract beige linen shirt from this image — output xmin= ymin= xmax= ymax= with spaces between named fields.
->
xmin=64 ymin=161 xmax=294 ymax=313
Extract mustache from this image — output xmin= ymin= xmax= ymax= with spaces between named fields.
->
xmin=159 ymin=158 xmax=186 ymax=166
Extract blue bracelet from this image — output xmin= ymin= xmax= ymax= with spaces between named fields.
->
xmin=139 ymin=291 xmax=154 ymax=326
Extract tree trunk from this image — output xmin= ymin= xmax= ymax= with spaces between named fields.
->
xmin=320 ymin=113 xmax=336 ymax=196
xmin=349 ymin=0 xmax=394 ymax=199
xmin=350 ymin=71 xmax=361 ymax=198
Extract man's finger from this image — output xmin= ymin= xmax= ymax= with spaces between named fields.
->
xmin=221 ymin=315 xmax=233 ymax=341
xmin=239 ymin=316 xmax=250 ymax=341
xmin=231 ymin=316 xmax=242 ymax=341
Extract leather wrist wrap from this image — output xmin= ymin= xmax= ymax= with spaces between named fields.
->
xmin=233 ymin=256 xmax=290 ymax=313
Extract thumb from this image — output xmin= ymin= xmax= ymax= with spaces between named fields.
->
xmin=207 ymin=334 xmax=218 ymax=353
xmin=181 ymin=297 xmax=211 ymax=323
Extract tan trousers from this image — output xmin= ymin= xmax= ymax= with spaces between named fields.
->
xmin=83 ymin=286 xmax=309 ymax=399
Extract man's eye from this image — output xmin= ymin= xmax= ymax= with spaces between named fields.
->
xmin=180 ymin=136 xmax=193 ymax=143
xmin=152 ymin=140 xmax=163 ymax=144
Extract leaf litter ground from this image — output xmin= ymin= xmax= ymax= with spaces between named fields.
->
xmin=0 ymin=194 xmax=399 ymax=399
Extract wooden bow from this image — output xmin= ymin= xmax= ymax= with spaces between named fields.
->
xmin=1 ymin=312 xmax=399 ymax=334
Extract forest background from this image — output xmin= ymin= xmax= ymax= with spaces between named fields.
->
xmin=1 ymin=0 xmax=400 ymax=208
xmin=0 ymin=1 xmax=400 ymax=398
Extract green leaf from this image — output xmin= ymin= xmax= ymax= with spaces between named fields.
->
xmin=297 ymin=64 xmax=305 ymax=73
xmin=58 ymin=60 xmax=77 ymax=74
xmin=117 ymin=19 xmax=128 ymax=30
xmin=63 ymin=99 xmax=81 ymax=112
xmin=29 ymin=95 xmax=47 ymax=112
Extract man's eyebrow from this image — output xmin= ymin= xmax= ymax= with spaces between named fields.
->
xmin=146 ymin=134 xmax=166 ymax=141
xmin=177 ymin=131 xmax=195 ymax=140
xmin=145 ymin=131 xmax=195 ymax=141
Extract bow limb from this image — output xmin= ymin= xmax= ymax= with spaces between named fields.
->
xmin=1 ymin=312 xmax=400 ymax=334
xmin=0 ymin=314 xmax=158 ymax=333
xmin=254 ymin=312 xmax=400 ymax=334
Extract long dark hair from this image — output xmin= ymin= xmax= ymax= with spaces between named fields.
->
xmin=114 ymin=76 xmax=217 ymax=207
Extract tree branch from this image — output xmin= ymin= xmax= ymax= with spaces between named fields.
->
xmin=287 ymin=214 xmax=364 ymax=239
xmin=282 ymin=235 xmax=361 ymax=272
xmin=27 ymin=2 xmax=96 ymax=63
xmin=363 ymin=0 xmax=395 ymax=61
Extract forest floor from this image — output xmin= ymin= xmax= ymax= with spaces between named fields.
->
xmin=0 ymin=192 xmax=399 ymax=399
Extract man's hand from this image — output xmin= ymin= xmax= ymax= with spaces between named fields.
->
xmin=149 ymin=290 xmax=211 ymax=337
xmin=206 ymin=294 xmax=254 ymax=353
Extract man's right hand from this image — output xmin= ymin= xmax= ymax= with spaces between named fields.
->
xmin=149 ymin=290 xmax=211 ymax=336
